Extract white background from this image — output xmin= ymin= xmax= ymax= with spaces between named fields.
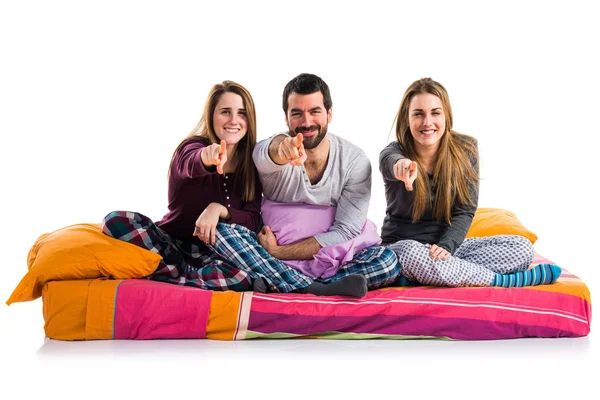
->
xmin=1 ymin=0 xmax=598 ymax=398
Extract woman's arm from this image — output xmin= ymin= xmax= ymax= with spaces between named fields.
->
xmin=172 ymin=139 xmax=219 ymax=179
xmin=436 ymin=196 xmax=477 ymax=255
xmin=379 ymin=142 xmax=405 ymax=182
xmin=437 ymin=144 xmax=479 ymax=254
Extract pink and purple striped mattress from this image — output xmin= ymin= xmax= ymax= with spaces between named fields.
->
xmin=42 ymin=254 xmax=591 ymax=341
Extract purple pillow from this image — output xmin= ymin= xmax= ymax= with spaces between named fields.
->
xmin=261 ymin=199 xmax=382 ymax=278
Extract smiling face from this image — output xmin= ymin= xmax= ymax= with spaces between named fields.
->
xmin=408 ymin=92 xmax=446 ymax=152
xmin=285 ymin=91 xmax=332 ymax=150
xmin=212 ymin=91 xmax=248 ymax=145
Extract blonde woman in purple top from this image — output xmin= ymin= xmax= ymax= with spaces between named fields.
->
xmin=102 ymin=81 xmax=263 ymax=291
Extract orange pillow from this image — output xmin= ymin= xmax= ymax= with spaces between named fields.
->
xmin=466 ymin=208 xmax=538 ymax=244
xmin=6 ymin=223 xmax=162 ymax=305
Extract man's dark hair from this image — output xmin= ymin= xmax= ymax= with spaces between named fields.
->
xmin=282 ymin=73 xmax=332 ymax=114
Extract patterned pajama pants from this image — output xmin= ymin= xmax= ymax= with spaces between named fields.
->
xmin=101 ymin=211 xmax=253 ymax=291
xmin=387 ymin=235 xmax=534 ymax=287
xmin=102 ymin=211 xmax=400 ymax=293
xmin=211 ymin=223 xmax=400 ymax=293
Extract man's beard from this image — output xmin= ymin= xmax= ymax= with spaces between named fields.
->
xmin=291 ymin=123 xmax=328 ymax=149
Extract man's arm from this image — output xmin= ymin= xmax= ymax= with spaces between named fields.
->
xmin=258 ymin=226 xmax=322 ymax=260
xmin=268 ymin=133 xmax=306 ymax=166
xmin=253 ymin=133 xmax=307 ymax=174
xmin=267 ymin=135 xmax=289 ymax=165
xmin=313 ymin=151 xmax=372 ymax=247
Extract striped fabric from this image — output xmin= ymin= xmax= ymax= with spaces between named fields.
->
xmin=41 ymin=255 xmax=591 ymax=341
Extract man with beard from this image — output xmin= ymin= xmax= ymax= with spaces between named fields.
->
xmin=249 ymin=73 xmax=400 ymax=296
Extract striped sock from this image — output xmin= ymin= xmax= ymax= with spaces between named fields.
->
xmin=491 ymin=264 xmax=562 ymax=287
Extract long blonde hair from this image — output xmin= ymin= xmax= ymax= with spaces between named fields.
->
xmin=170 ymin=81 xmax=258 ymax=201
xmin=394 ymin=78 xmax=479 ymax=223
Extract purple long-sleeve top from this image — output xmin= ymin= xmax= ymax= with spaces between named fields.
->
xmin=155 ymin=137 xmax=262 ymax=245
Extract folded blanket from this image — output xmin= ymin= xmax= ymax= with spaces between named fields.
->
xmin=261 ymin=199 xmax=382 ymax=279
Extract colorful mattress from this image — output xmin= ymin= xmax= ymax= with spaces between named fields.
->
xmin=41 ymin=254 xmax=591 ymax=341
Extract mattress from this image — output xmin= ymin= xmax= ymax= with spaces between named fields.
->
xmin=41 ymin=254 xmax=591 ymax=341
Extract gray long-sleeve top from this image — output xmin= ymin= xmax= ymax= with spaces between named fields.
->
xmin=378 ymin=141 xmax=479 ymax=254
xmin=253 ymin=133 xmax=372 ymax=247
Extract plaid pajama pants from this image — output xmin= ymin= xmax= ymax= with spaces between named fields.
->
xmin=212 ymin=223 xmax=400 ymax=293
xmin=102 ymin=211 xmax=400 ymax=293
xmin=101 ymin=211 xmax=253 ymax=291
xmin=387 ymin=235 xmax=534 ymax=287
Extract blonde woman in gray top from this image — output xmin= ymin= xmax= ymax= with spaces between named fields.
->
xmin=380 ymin=77 xmax=561 ymax=288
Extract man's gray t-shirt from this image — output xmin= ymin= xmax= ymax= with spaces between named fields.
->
xmin=253 ymin=133 xmax=372 ymax=247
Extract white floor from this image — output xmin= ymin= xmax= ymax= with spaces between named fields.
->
xmin=1 ymin=300 xmax=597 ymax=400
